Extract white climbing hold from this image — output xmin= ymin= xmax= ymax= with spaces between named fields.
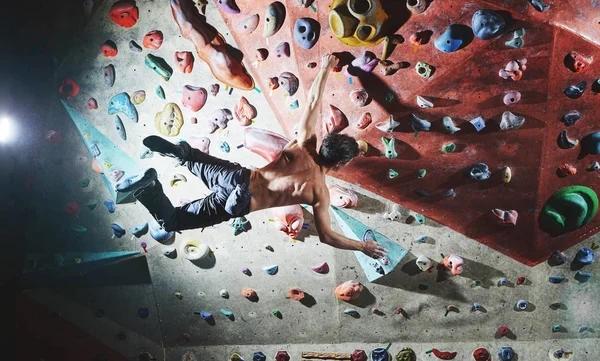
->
xmin=416 ymin=95 xmax=433 ymax=108
xmin=180 ymin=240 xmax=210 ymax=260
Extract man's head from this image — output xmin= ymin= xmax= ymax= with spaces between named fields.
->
xmin=318 ymin=133 xmax=359 ymax=169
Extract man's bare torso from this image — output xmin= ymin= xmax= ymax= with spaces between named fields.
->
xmin=249 ymin=136 xmax=328 ymax=212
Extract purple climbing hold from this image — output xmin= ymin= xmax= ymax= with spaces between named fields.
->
xmin=575 ymin=248 xmax=595 ymax=265
xmin=348 ymin=51 xmax=379 ymax=75
xmin=294 ymin=18 xmax=320 ymax=50
xmin=216 ymin=0 xmax=240 ymax=14
xmin=548 ymin=250 xmax=567 ymax=266
xmin=111 ymin=223 xmax=126 ymax=238
xmin=200 ymin=311 xmax=213 ymax=319
xmin=276 ymin=42 xmax=291 ymax=58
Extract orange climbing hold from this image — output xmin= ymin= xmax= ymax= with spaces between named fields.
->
xmin=58 ymin=78 xmax=79 ymax=100
xmin=288 ymin=288 xmax=305 ymax=301
xmin=109 ymin=0 xmax=139 ymax=28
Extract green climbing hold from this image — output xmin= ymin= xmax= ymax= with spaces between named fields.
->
xmin=289 ymin=99 xmax=299 ymax=109
xmin=388 ymin=169 xmax=398 ymax=179
xmin=417 ymin=169 xmax=426 ymax=178
xmin=539 ymin=186 xmax=598 ymax=235
xmin=442 ymin=143 xmax=456 ymax=153
xmin=156 ymin=85 xmax=165 ymax=99
xmin=385 ymin=93 xmax=394 ymax=102
xmin=395 ymin=348 xmax=417 ymax=361
xmin=80 ymin=178 xmax=90 ymax=187
xmin=70 ymin=224 xmax=87 ymax=236
xmin=145 ymin=54 xmax=172 ymax=81
xmin=228 ymin=217 xmax=251 ymax=236
xmin=382 ymin=137 xmax=398 ymax=159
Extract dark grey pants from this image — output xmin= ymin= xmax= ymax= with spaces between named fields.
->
xmin=134 ymin=142 xmax=252 ymax=232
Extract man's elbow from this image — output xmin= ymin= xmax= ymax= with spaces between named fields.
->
xmin=318 ymin=232 xmax=332 ymax=246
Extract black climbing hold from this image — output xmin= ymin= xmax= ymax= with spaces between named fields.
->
xmin=564 ymin=81 xmax=587 ymax=99
xmin=562 ymin=111 xmax=581 ymax=126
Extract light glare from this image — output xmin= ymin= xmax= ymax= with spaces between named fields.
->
xmin=0 ymin=117 xmax=14 ymax=143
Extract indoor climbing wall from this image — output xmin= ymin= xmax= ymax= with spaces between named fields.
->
xmin=20 ymin=0 xmax=600 ymax=361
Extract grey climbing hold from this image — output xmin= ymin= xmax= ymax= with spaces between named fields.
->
xmin=472 ymin=10 xmax=505 ymax=40
xmin=499 ymin=111 xmax=524 ymax=131
xmin=410 ymin=114 xmax=431 ymax=131
xmin=557 ymin=130 xmax=579 ymax=149
xmin=381 ymin=137 xmax=397 ymax=159
xmin=563 ymin=111 xmax=581 ymax=126
xmin=528 ymin=0 xmax=550 ymax=12
xmin=275 ymin=42 xmax=290 ymax=58
xmin=263 ymin=265 xmax=279 ymax=275
xmin=350 ymin=89 xmax=370 ymax=107
xmin=442 ymin=116 xmax=461 ymax=134
xmin=469 ymin=116 xmax=486 ymax=132
xmin=163 ymin=247 xmax=176 ymax=257
xmin=115 ymin=115 xmax=127 ymax=140
xmin=579 ymin=131 xmax=600 ymax=159
xmin=294 ymin=18 xmax=320 ymax=50
xmin=104 ymin=64 xmax=115 ymax=87
xmin=549 ymin=250 xmax=567 ymax=266
xmin=565 ymin=81 xmax=587 ymax=99
xmin=376 ymin=115 xmax=400 ymax=133
xmin=279 ymin=72 xmax=299 ymax=96
xmin=220 ymin=289 xmax=229 ymax=298
xmin=416 ymin=95 xmax=433 ymax=108
xmin=129 ymin=40 xmax=142 ymax=52
xmin=444 ymin=189 xmax=456 ymax=198
xmin=587 ymin=162 xmax=600 ymax=172
xmin=344 ymin=308 xmax=359 ymax=315
xmin=80 ymin=178 xmax=90 ymax=187
xmin=140 ymin=148 xmax=154 ymax=159
xmin=132 ymin=223 xmax=149 ymax=238
xmin=466 ymin=163 xmax=491 ymax=181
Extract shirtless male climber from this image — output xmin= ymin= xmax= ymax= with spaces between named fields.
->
xmin=115 ymin=54 xmax=388 ymax=259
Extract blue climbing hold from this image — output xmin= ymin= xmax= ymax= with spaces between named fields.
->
xmin=579 ymin=131 xmax=600 ymax=159
xmin=294 ymin=18 xmax=320 ymax=50
xmin=263 ymin=265 xmax=279 ymax=275
xmin=219 ymin=141 xmax=231 ymax=153
xmin=344 ymin=308 xmax=359 ymax=315
xmin=575 ymin=248 xmax=595 ymax=265
xmin=220 ymin=309 xmax=234 ymax=317
xmin=108 ymin=92 xmax=138 ymax=123
xmin=115 ymin=115 xmax=127 ymax=140
xmin=372 ymin=348 xmax=389 ymax=361
xmin=498 ymin=346 xmax=514 ymax=361
xmin=80 ymin=178 xmax=90 ymax=187
xmin=515 ymin=300 xmax=528 ymax=310
xmin=575 ymin=271 xmax=592 ymax=283
xmin=137 ymin=307 xmax=149 ymax=318
xmin=472 ymin=10 xmax=505 ymax=40
xmin=132 ymin=222 xmax=149 ymax=238
xmin=104 ymin=200 xmax=116 ymax=213
xmin=111 ymin=223 xmax=126 ymax=238
xmin=434 ymin=24 xmax=467 ymax=53
xmin=200 ymin=311 xmax=213 ymax=320
xmin=549 ymin=276 xmax=567 ymax=284
xmin=253 ymin=352 xmax=266 ymax=361
xmin=498 ymin=278 xmax=507 ymax=286
xmin=149 ymin=221 xmax=174 ymax=243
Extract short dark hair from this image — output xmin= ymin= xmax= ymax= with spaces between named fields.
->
xmin=318 ymin=133 xmax=359 ymax=167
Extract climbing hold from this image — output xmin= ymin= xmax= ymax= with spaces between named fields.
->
xmin=515 ymin=300 xmax=529 ymax=310
xmin=263 ymin=265 xmax=279 ymax=275
xmin=130 ymin=223 xmax=149 ymax=239
xmin=557 ymin=164 xmax=577 ymax=177
xmin=111 ymin=223 xmax=126 ymax=238
xmin=348 ymin=51 xmax=380 ymax=74
xmin=242 ymin=268 xmax=251 ymax=275
xmin=255 ymin=48 xmax=269 ymax=62
xmin=376 ymin=114 xmax=401 ymax=133
xmin=199 ymin=311 xmax=212 ymax=320
xmin=472 ymin=348 xmax=490 ymax=361
xmin=263 ymin=2 xmax=286 ymax=38
xmin=325 ymin=104 xmax=349 ymax=133
xmin=329 ymin=0 xmax=389 ymax=47
xmin=104 ymin=200 xmax=116 ymax=213
xmin=208 ymin=109 xmax=233 ymax=133
xmin=344 ymin=308 xmax=359 ymax=315
xmin=472 ymin=10 xmax=505 ymax=40
xmin=253 ymin=352 xmax=267 ymax=361
xmin=311 ymin=262 xmax=329 ymax=274
xmin=442 ymin=143 xmax=456 ymax=153
xmin=92 ymin=157 xmax=104 ymax=173
xmin=557 ymin=130 xmax=579 ymax=149
xmin=352 ymin=349 xmax=368 ymax=361
xmin=407 ymin=0 xmax=427 ymax=14
xmin=237 ymin=14 xmax=259 ymax=34
xmin=499 ymin=58 xmax=527 ymax=81
xmin=415 ymin=189 xmax=431 ymax=197
xmin=416 ymin=96 xmax=433 ymax=108
xmin=108 ymin=169 xmax=124 ymax=183
xmin=155 ymin=103 xmax=183 ymax=137
xmin=216 ymin=0 xmax=240 ymax=13
xmin=381 ymin=35 xmax=404 ymax=61
xmin=174 ymin=51 xmax=194 ymax=74
xmin=335 ymin=280 xmax=363 ymax=301
xmin=357 ymin=140 xmax=368 ymax=154
xmin=372 ymin=348 xmax=389 ymax=361
xmin=220 ymin=309 xmax=234 ymax=318
xmin=431 ymin=349 xmax=457 ymax=360
xmin=579 ymin=131 xmax=600 ymax=158
xmin=565 ymin=51 xmax=593 ymax=73
xmin=499 ymin=111 xmax=525 ymax=131
xmin=382 ymin=62 xmax=405 ymax=76
xmin=115 ymin=115 xmax=127 ymax=140
xmin=228 ymin=217 xmax=250 ymax=236
xmin=131 ymin=90 xmax=146 ymax=105
xmin=395 ymin=349 xmax=416 ymax=361
xmin=357 ymin=112 xmax=372 ymax=130
xmin=502 ymin=167 xmax=512 ymax=183
xmin=381 ymin=137 xmax=397 ymax=159
xmin=87 ymin=98 xmax=98 ymax=110
xmin=275 ymin=42 xmax=290 ymax=58
xmin=108 ymin=93 xmax=138 ymax=123
xmin=137 ymin=307 xmax=149 ymax=318
xmin=328 ymin=185 xmax=358 ymax=208
xmin=294 ymin=18 xmax=320 ymax=50
xmin=209 ymin=84 xmax=220 ymax=97
xmin=217 ymin=141 xmax=229 ymax=153
xmin=109 ymin=0 xmax=139 ymax=28
xmin=64 ymin=202 xmax=79 ymax=215
xmin=156 ymin=86 xmax=166 ymax=100
xmin=410 ymin=114 xmax=431 ymax=132
xmin=181 ymin=240 xmax=211 ymax=260
xmin=388 ymin=169 xmax=398 ymax=179
xmin=83 ymin=0 xmax=94 ymax=17
xmin=529 ymin=0 xmax=550 ymax=11
xmin=129 ymin=40 xmax=142 ymax=53
xmin=442 ymin=254 xmax=464 ymax=275
xmin=594 ymin=78 xmax=600 ymax=93
xmin=466 ymin=163 xmax=491 ymax=181
xmin=587 ymin=162 xmax=600 ymax=171
xmin=516 ymin=276 xmax=526 ymax=285
xmin=491 ymin=209 xmax=518 ymax=226
xmin=289 ymin=100 xmax=300 ymax=110
xmin=234 ymin=97 xmax=257 ymax=126
xmin=101 ymin=40 xmax=118 ymax=57
xmin=503 ymin=91 xmax=521 ymax=105
xmin=575 ymin=248 xmax=595 ymax=265
xmin=143 ymin=30 xmax=163 ymax=50
xmin=562 ymin=111 xmax=581 ymax=126
xmin=497 ymin=325 xmax=510 ymax=336
xmin=145 ymin=54 xmax=172 ymax=81
xmin=80 ymin=178 xmax=90 ymax=188
xmin=140 ymin=148 xmax=153 ymax=159
xmin=182 ymin=86 xmax=207 ymax=112
xmin=505 ymin=28 xmax=525 ymax=48
xmin=434 ymin=24 xmax=467 ymax=53
xmin=549 ymin=276 xmax=567 ymax=283
xmin=275 ymin=351 xmax=289 ymax=361
xmin=288 ymin=287 xmax=305 ymax=301
xmin=279 ymin=72 xmax=299 ymax=96
xmin=169 ymin=173 xmax=187 ymax=187
xmin=444 ymin=189 xmax=457 ymax=198
xmin=564 ymin=81 xmax=587 ymax=99
xmin=58 ymin=78 xmax=80 ymax=100
xmin=163 ymin=247 xmax=176 ymax=258
xmin=410 ymin=30 xmax=431 ymax=46
xmin=149 ymin=222 xmax=174 ymax=243
xmin=350 ymin=89 xmax=369 ymax=107
xmin=417 ymin=169 xmax=426 ymax=178
xmin=442 ymin=116 xmax=461 ymax=134
xmin=416 ymin=255 xmax=431 ymax=272
xmin=575 ymin=271 xmax=592 ymax=282
xmin=467 ymin=116 xmax=485 ymax=132
xmin=498 ymin=347 xmax=514 ymax=361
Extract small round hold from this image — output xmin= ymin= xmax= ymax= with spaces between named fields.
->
xmin=220 ymin=289 xmax=229 ymax=298
xmin=515 ymin=299 xmax=529 ymax=310
xmin=350 ymin=89 xmax=369 ymax=107
xmin=503 ymin=91 xmax=521 ymax=105
xmin=307 ymin=62 xmax=317 ymax=68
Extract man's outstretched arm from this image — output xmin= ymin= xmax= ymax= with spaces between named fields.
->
xmin=312 ymin=198 xmax=388 ymax=259
xmin=296 ymin=54 xmax=338 ymax=145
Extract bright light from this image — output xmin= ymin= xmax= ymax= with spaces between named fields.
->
xmin=0 ymin=117 xmax=15 ymax=143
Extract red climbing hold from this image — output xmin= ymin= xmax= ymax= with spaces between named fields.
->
xmin=431 ymin=348 xmax=457 ymax=360
xmin=64 ymin=202 xmax=79 ymax=215
xmin=472 ymin=348 xmax=491 ymax=361
xmin=109 ymin=0 xmax=139 ymax=28
xmin=497 ymin=325 xmax=510 ymax=336
xmin=101 ymin=40 xmax=118 ymax=57
xmin=87 ymin=98 xmax=98 ymax=110
xmin=275 ymin=351 xmax=290 ymax=361
xmin=517 ymin=276 xmax=526 ymax=285
xmin=58 ymin=78 xmax=79 ymax=100
xmin=143 ymin=30 xmax=164 ymax=50
xmin=45 ymin=130 xmax=63 ymax=143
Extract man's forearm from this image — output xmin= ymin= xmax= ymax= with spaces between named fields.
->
xmin=321 ymin=232 xmax=364 ymax=252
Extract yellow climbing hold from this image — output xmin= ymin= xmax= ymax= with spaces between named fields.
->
xmin=503 ymin=167 xmax=512 ymax=183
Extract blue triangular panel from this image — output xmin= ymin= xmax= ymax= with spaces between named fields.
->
xmin=60 ymin=100 xmax=140 ymax=203
xmin=23 ymin=251 xmax=141 ymax=274
xmin=331 ymin=207 xmax=408 ymax=282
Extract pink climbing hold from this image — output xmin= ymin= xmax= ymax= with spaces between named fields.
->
xmin=442 ymin=254 xmax=464 ymax=276
xmin=244 ymin=127 xmax=290 ymax=162
xmin=175 ymin=51 xmax=194 ymax=73
xmin=271 ymin=205 xmax=304 ymax=239
xmin=357 ymin=112 xmax=372 ymax=130
xmin=234 ymin=96 xmax=257 ymax=126
xmin=325 ymin=105 xmax=349 ymax=133
xmin=188 ymin=136 xmax=211 ymax=154
xmin=87 ymin=98 xmax=98 ymax=110
xmin=503 ymin=91 xmax=521 ymax=105
xmin=182 ymin=85 xmax=208 ymax=112
xmin=497 ymin=325 xmax=510 ymax=336
xmin=311 ymin=262 xmax=329 ymax=274
xmin=328 ymin=185 xmax=358 ymax=208
xmin=92 ymin=157 xmax=104 ymax=174
xmin=491 ymin=209 xmax=518 ymax=226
